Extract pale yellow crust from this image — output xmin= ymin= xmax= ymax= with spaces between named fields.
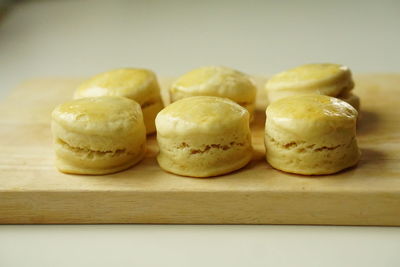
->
xmin=156 ymin=96 xmax=252 ymax=177
xmin=51 ymin=96 xmax=146 ymax=175
xmin=264 ymin=95 xmax=360 ymax=175
xmin=265 ymin=63 xmax=356 ymax=105
xmin=170 ymin=66 xmax=257 ymax=121
xmin=74 ymin=68 xmax=164 ymax=134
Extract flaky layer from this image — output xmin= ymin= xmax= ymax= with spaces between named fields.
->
xmin=265 ymin=134 xmax=360 ymax=175
xmin=157 ymin=134 xmax=252 ymax=177
xmin=52 ymin=119 xmax=146 ymax=152
xmin=54 ymin=139 xmax=146 ymax=175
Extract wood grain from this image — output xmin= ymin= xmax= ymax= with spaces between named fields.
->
xmin=0 ymin=75 xmax=399 ymax=225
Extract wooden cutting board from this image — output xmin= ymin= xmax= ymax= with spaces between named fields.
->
xmin=0 ymin=74 xmax=399 ymax=225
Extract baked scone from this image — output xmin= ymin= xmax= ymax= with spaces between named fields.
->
xmin=156 ymin=96 xmax=252 ymax=177
xmin=74 ymin=68 xmax=163 ymax=134
xmin=169 ymin=66 xmax=257 ymax=121
xmin=51 ymin=96 xmax=146 ymax=175
xmin=265 ymin=63 xmax=360 ymax=111
xmin=264 ymin=95 xmax=360 ymax=175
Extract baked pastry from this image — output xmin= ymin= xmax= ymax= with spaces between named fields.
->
xmin=51 ymin=96 xmax=146 ymax=175
xmin=169 ymin=66 xmax=257 ymax=120
xmin=264 ymin=95 xmax=360 ymax=175
xmin=156 ymin=96 xmax=252 ymax=177
xmin=265 ymin=63 xmax=360 ymax=110
xmin=74 ymin=68 xmax=163 ymax=134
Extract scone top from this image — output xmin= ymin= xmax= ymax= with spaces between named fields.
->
xmin=265 ymin=63 xmax=354 ymax=97
xmin=74 ymin=68 xmax=161 ymax=105
xmin=268 ymin=95 xmax=357 ymax=121
xmin=52 ymin=96 xmax=143 ymax=136
xmin=170 ymin=66 xmax=257 ymax=104
xmin=267 ymin=95 xmax=358 ymax=142
xmin=156 ymin=96 xmax=250 ymax=135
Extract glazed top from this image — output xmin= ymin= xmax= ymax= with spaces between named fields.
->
xmin=74 ymin=68 xmax=161 ymax=105
xmin=52 ymin=96 xmax=143 ymax=135
xmin=265 ymin=63 xmax=354 ymax=97
xmin=170 ymin=66 xmax=257 ymax=103
xmin=156 ymin=96 xmax=249 ymax=135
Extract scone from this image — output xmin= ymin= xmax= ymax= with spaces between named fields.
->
xmin=51 ymin=96 xmax=146 ymax=175
xmin=265 ymin=63 xmax=360 ymax=110
xmin=264 ymin=95 xmax=360 ymax=175
xmin=169 ymin=66 xmax=257 ymax=121
xmin=156 ymin=96 xmax=252 ymax=177
xmin=74 ymin=68 xmax=163 ymax=134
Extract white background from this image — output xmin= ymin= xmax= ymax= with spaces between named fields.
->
xmin=1 ymin=0 xmax=400 ymax=266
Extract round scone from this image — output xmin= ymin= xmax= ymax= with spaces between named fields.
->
xmin=170 ymin=66 xmax=257 ymax=121
xmin=51 ymin=96 xmax=146 ymax=175
xmin=156 ymin=96 xmax=252 ymax=177
xmin=74 ymin=68 xmax=164 ymax=134
xmin=264 ymin=95 xmax=360 ymax=175
xmin=265 ymin=63 xmax=360 ymax=110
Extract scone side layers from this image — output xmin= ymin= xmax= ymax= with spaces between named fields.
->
xmin=52 ymin=123 xmax=146 ymax=174
xmin=265 ymin=119 xmax=360 ymax=175
xmin=157 ymin=129 xmax=252 ymax=177
xmin=54 ymin=141 xmax=146 ymax=175
xmin=51 ymin=120 xmax=145 ymax=152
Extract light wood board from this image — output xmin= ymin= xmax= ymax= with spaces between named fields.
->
xmin=0 ymin=74 xmax=399 ymax=225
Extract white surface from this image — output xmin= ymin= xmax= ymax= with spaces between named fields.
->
xmin=0 ymin=0 xmax=400 ymax=266
xmin=0 ymin=225 xmax=400 ymax=267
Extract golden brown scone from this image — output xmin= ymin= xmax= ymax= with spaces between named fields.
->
xmin=170 ymin=66 xmax=257 ymax=121
xmin=156 ymin=96 xmax=252 ymax=177
xmin=74 ymin=68 xmax=163 ymax=134
xmin=264 ymin=95 xmax=360 ymax=175
xmin=51 ymin=96 xmax=146 ymax=175
xmin=265 ymin=63 xmax=360 ymax=111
